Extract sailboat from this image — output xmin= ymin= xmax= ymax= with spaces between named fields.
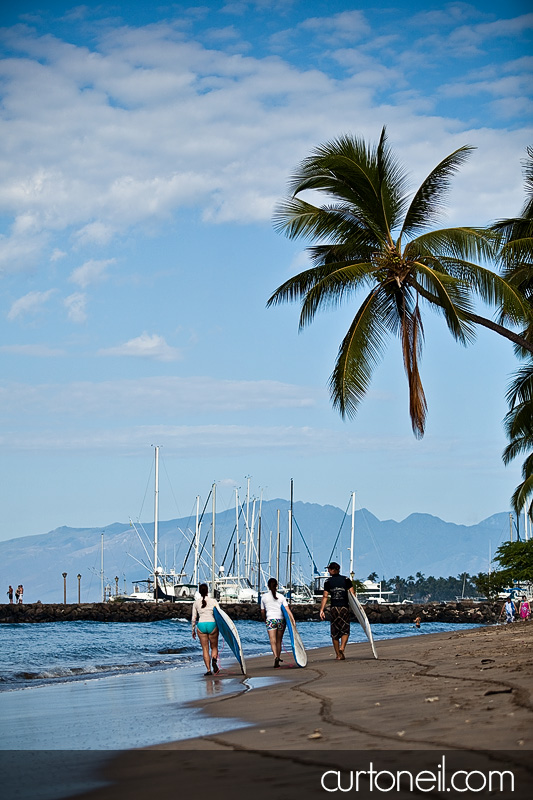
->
xmin=118 ymin=446 xmax=197 ymax=603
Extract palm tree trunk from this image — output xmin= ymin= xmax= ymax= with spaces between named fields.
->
xmin=465 ymin=312 xmax=533 ymax=354
xmin=413 ymin=280 xmax=533 ymax=354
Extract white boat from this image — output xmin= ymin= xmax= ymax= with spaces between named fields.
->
xmin=115 ymin=446 xmax=197 ymax=603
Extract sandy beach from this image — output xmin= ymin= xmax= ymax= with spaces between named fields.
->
xmin=56 ymin=621 xmax=533 ymax=799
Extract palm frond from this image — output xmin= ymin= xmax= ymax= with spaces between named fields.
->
xmin=499 ymin=235 xmax=533 ymax=277
xmin=400 ymin=298 xmax=427 ymax=438
xmin=405 ymin=227 xmax=497 ymax=263
xmin=506 ymin=361 xmax=533 ymax=407
xmin=451 ymin=260 xmax=531 ymax=325
xmin=298 ymin=262 xmax=375 ymax=328
xmin=267 ymin=263 xmax=341 ymax=307
xmin=306 ymin=240 xmax=376 ymax=267
xmin=410 ymin=262 xmax=475 ymax=344
xmin=375 ymin=127 xmax=410 ymax=239
xmin=511 ymin=473 xmax=533 ymax=518
xmin=503 ymin=432 xmax=533 ymax=465
xmin=273 ymin=196 xmax=388 ymax=249
xmin=503 ymin=401 xmax=533 ymax=441
xmin=286 ymin=128 xmax=408 ymax=240
xmin=329 ymin=287 xmax=390 ymax=418
xmin=400 ymin=146 xmax=475 ymax=237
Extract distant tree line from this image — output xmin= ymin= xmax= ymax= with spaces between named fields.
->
xmin=362 ymin=540 xmax=533 ymax=602
xmin=472 ymin=540 xmax=533 ymax=599
xmin=377 ymin=572 xmax=478 ymax=603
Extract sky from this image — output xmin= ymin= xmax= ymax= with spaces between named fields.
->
xmin=0 ymin=0 xmax=532 ymax=542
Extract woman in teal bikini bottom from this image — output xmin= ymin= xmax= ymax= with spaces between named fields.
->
xmin=192 ymin=584 xmax=220 ymax=675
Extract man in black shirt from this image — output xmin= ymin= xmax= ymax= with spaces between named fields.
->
xmin=319 ymin=562 xmax=355 ymax=660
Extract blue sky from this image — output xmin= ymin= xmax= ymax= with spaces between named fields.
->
xmin=0 ymin=0 xmax=532 ymax=541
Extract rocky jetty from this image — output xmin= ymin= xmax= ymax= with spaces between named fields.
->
xmin=0 ymin=600 xmax=501 ymax=624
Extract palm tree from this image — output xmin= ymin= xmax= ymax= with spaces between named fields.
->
xmin=268 ymin=128 xmax=530 ymax=437
xmin=502 ymin=364 xmax=533 ymax=516
xmin=498 ymin=147 xmax=533 ymax=518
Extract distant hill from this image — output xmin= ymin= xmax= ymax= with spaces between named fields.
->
xmin=0 ymin=500 xmax=512 ymax=603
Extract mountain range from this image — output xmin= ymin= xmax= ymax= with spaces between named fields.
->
xmin=0 ymin=500 xmax=512 ymax=604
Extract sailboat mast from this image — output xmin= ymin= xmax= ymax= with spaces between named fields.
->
xmin=194 ymin=495 xmax=200 ymax=586
xmin=245 ymin=476 xmax=250 ymax=580
xmin=276 ymin=508 xmax=280 ymax=583
xmin=153 ymin=445 xmax=160 ymax=601
xmin=211 ymin=482 xmax=216 ymax=597
xmin=288 ymin=478 xmax=293 ymax=603
xmin=349 ymin=491 xmax=355 ymax=581
xmin=236 ymin=488 xmax=241 ymax=580
xmin=101 ymin=531 xmax=104 ymax=602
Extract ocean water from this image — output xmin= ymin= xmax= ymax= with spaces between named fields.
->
xmin=0 ymin=618 xmax=483 ymax=754
xmin=0 ymin=618 xmax=484 ymax=800
xmin=0 ymin=617 xmax=482 ymax=691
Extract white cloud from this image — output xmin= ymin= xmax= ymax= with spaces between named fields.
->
xmin=411 ymin=12 xmax=533 ymax=60
xmin=64 ymin=291 xmax=87 ymax=323
xmin=7 ymin=289 xmax=56 ymax=320
xmin=97 ymin=333 xmax=183 ymax=361
xmin=0 ymin=375 xmax=316 ymax=416
xmin=0 ymin=231 xmax=48 ymax=274
xmin=0 ymin=422 xmax=417 ymax=456
xmin=0 ymin=11 xmax=530 ymax=278
xmin=69 ymin=258 xmax=115 ymax=288
xmin=0 ymin=344 xmax=65 ymax=356
xmin=300 ymin=10 xmax=370 ymax=43
xmin=73 ymin=222 xmax=115 ymax=246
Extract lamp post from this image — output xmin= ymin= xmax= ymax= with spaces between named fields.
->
xmin=62 ymin=572 xmax=67 ymax=604
xmin=77 ymin=574 xmax=81 ymax=604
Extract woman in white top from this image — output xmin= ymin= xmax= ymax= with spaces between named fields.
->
xmin=260 ymin=577 xmax=296 ymax=668
xmin=192 ymin=583 xmax=221 ymax=675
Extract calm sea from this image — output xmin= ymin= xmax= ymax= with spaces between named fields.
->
xmin=0 ymin=617 xmax=482 ymax=691
xmin=0 ymin=617 xmax=484 ymax=800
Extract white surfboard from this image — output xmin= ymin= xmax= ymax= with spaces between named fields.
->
xmin=213 ymin=606 xmax=247 ymax=674
xmin=348 ymin=592 xmax=378 ymax=659
xmin=282 ymin=604 xmax=307 ymax=667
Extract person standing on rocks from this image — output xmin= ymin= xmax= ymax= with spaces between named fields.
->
xmin=319 ymin=562 xmax=355 ymax=660
xmin=7 ymin=585 xmax=13 ymax=603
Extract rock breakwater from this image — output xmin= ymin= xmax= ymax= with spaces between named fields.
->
xmin=0 ymin=600 xmax=500 ymax=624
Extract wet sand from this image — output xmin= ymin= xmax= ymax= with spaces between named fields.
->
xmin=67 ymin=622 xmax=533 ymax=799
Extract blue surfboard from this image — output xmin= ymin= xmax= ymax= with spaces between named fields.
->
xmin=282 ymin=604 xmax=307 ymax=667
xmin=213 ymin=606 xmax=246 ymax=674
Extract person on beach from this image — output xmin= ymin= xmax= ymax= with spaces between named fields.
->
xmin=502 ymin=596 xmax=516 ymax=623
xmin=260 ymin=577 xmax=296 ymax=668
xmin=191 ymin=583 xmax=221 ymax=676
xmin=319 ymin=562 xmax=355 ymax=661
xmin=518 ymin=595 xmax=531 ymax=621
xmin=7 ymin=585 xmax=13 ymax=603
xmin=414 ymin=616 xmax=421 ymax=629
